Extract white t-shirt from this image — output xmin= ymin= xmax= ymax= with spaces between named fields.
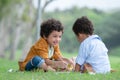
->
xmin=48 ymin=46 xmax=54 ymax=58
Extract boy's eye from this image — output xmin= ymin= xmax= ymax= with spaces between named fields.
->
xmin=59 ymin=36 xmax=62 ymax=38
xmin=53 ymin=35 xmax=57 ymax=37
xmin=53 ymin=35 xmax=61 ymax=38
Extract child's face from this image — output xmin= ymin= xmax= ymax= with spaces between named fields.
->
xmin=45 ymin=30 xmax=62 ymax=46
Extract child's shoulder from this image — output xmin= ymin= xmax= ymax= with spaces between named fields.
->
xmin=87 ymin=35 xmax=101 ymax=43
xmin=34 ymin=37 xmax=48 ymax=48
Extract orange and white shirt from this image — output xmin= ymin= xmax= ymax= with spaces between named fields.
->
xmin=19 ymin=37 xmax=63 ymax=71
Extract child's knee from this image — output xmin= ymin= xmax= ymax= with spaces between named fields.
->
xmin=32 ymin=56 xmax=45 ymax=67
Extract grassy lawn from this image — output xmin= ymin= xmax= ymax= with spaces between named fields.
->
xmin=0 ymin=52 xmax=120 ymax=80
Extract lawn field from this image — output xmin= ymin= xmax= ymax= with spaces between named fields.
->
xmin=0 ymin=53 xmax=120 ymax=80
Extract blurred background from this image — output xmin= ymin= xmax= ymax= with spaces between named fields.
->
xmin=0 ymin=0 xmax=120 ymax=60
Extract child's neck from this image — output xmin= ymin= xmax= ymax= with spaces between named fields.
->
xmin=49 ymin=45 xmax=53 ymax=48
xmin=81 ymin=34 xmax=91 ymax=42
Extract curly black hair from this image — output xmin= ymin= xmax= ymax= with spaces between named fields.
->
xmin=40 ymin=18 xmax=64 ymax=38
xmin=72 ymin=16 xmax=94 ymax=36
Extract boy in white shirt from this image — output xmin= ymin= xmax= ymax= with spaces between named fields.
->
xmin=72 ymin=16 xmax=111 ymax=74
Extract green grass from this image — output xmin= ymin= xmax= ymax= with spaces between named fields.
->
xmin=0 ymin=53 xmax=120 ymax=80
xmin=1 ymin=47 xmax=120 ymax=80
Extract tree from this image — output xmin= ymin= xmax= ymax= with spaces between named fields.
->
xmin=0 ymin=0 xmax=36 ymax=60
xmin=0 ymin=0 xmax=22 ymax=58
xmin=103 ymin=11 xmax=120 ymax=49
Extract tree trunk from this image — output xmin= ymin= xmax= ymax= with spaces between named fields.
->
xmin=0 ymin=19 xmax=8 ymax=58
xmin=9 ymin=27 xmax=21 ymax=60
xmin=19 ymin=37 xmax=32 ymax=61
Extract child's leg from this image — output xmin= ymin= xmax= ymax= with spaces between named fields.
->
xmin=47 ymin=66 xmax=56 ymax=72
xmin=41 ymin=63 xmax=56 ymax=72
xmin=25 ymin=56 xmax=45 ymax=71
xmin=82 ymin=63 xmax=95 ymax=73
xmin=25 ymin=56 xmax=55 ymax=72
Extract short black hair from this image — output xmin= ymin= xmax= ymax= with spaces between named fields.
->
xmin=40 ymin=18 xmax=64 ymax=38
xmin=72 ymin=16 xmax=94 ymax=36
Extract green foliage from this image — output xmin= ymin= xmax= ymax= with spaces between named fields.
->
xmin=0 ymin=0 xmax=23 ymax=19
xmin=0 ymin=0 xmax=11 ymax=8
xmin=96 ymin=10 xmax=120 ymax=49
xmin=109 ymin=47 xmax=120 ymax=57
xmin=21 ymin=6 xmax=32 ymax=22
xmin=0 ymin=0 xmax=10 ymax=19
xmin=43 ymin=7 xmax=120 ymax=53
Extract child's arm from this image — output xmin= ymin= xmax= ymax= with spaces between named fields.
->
xmin=75 ymin=63 xmax=95 ymax=73
xmin=62 ymin=58 xmax=74 ymax=65
xmin=53 ymin=52 xmax=75 ymax=71
xmin=45 ymin=58 xmax=67 ymax=69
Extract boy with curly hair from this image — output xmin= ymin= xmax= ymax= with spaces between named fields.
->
xmin=19 ymin=19 xmax=74 ymax=72
xmin=72 ymin=16 xmax=111 ymax=74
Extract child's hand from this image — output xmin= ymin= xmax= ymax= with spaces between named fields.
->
xmin=67 ymin=64 xmax=73 ymax=71
xmin=61 ymin=58 xmax=75 ymax=70
xmin=55 ymin=61 xmax=68 ymax=69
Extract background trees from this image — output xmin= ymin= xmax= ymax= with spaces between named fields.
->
xmin=0 ymin=0 xmax=120 ymax=60
xmin=43 ymin=7 xmax=120 ymax=53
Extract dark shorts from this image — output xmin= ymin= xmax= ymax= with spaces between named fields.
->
xmin=25 ymin=56 xmax=45 ymax=71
